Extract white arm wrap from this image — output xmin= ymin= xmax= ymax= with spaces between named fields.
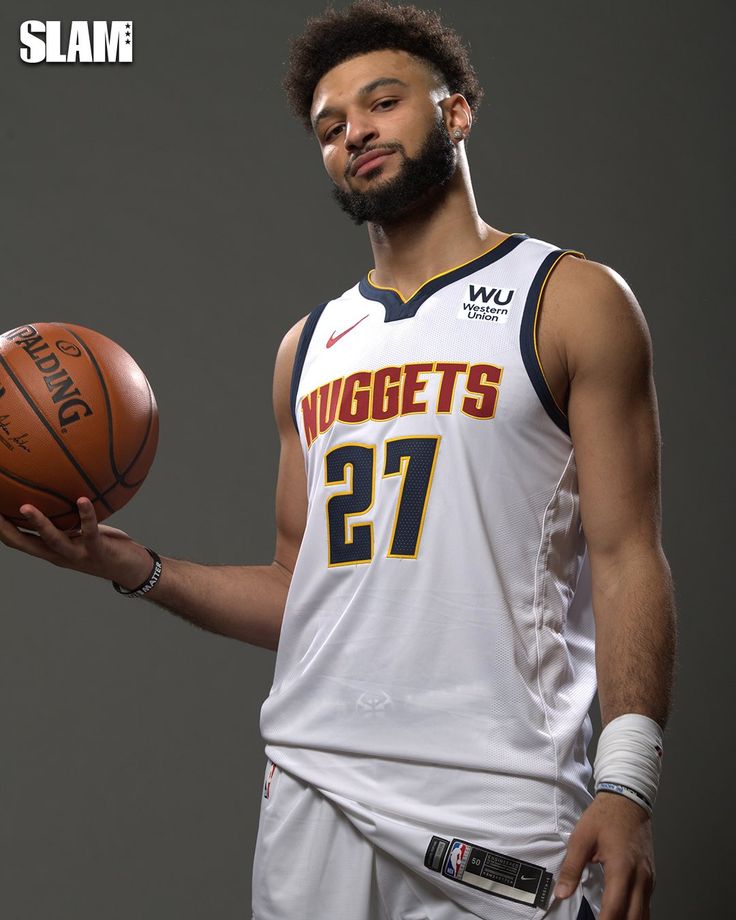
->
xmin=593 ymin=713 xmax=664 ymax=815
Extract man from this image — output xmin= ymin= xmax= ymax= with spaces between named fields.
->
xmin=0 ymin=2 xmax=675 ymax=919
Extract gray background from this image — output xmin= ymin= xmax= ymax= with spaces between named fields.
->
xmin=1 ymin=1 xmax=732 ymax=916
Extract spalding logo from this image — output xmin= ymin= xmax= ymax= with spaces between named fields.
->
xmin=2 ymin=325 xmax=93 ymax=432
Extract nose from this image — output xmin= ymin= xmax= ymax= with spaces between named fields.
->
xmin=343 ymin=116 xmax=378 ymax=154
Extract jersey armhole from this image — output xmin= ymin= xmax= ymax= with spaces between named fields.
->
xmin=290 ymin=302 xmax=328 ymax=430
xmin=519 ymin=249 xmax=585 ymax=437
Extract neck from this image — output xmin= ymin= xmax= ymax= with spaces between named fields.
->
xmin=366 ymin=158 xmax=506 ymax=300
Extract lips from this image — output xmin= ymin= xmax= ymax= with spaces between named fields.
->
xmin=351 ymin=148 xmax=396 ymax=177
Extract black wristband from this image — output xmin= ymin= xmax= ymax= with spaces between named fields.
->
xmin=113 ymin=548 xmax=162 ymax=598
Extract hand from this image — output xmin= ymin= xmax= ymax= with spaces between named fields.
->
xmin=0 ymin=498 xmax=153 ymax=589
xmin=555 ymin=792 xmax=655 ymax=920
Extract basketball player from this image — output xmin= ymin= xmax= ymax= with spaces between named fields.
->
xmin=0 ymin=2 xmax=676 ymax=919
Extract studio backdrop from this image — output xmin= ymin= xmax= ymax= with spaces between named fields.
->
xmin=1 ymin=1 xmax=732 ymax=917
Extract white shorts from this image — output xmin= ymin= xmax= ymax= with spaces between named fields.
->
xmin=252 ymin=760 xmax=598 ymax=920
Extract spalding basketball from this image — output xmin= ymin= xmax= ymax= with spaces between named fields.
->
xmin=0 ymin=323 xmax=158 ymax=531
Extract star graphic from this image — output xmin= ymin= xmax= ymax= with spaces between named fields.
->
xmin=126 ymin=38 xmax=131 ymax=44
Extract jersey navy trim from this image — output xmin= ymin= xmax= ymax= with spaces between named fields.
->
xmin=359 ymin=233 xmax=528 ymax=322
xmin=290 ymin=302 xmax=328 ymax=430
xmin=520 ymin=248 xmax=583 ymax=437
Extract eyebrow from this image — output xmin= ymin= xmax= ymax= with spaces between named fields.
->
xmin=312 ymin=77 xmax=410 ymax=131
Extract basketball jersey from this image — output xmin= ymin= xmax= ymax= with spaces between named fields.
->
xmin=260 ymin=233 xmax=602 ymax=918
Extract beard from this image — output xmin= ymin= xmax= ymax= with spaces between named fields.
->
xmin=331 ymin=115 xmax=457 ymax=226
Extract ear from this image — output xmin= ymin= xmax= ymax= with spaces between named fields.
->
xmin=441 ymin=93 xmax=473 ymax=140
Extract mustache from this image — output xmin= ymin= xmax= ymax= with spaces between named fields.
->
xmin=345 ymin=141 xmax=405 ymax=179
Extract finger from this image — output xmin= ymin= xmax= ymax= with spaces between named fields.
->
xmin=19 ymin=503 xmax=77 ymax=558
xmin=0 ymin=512 xmax=17 ymax=539
xmin=555 ymin=831 xmax=596 ymax=900
xmin=599 ymin=865 xmax=634 ymax=920
xmin=627 ymin=869 xmax=654 ymax=920
xmin=0 ymin=512 xmax=60 ymax=559
xmin=642 ymin=873 xmax=654 ymax=920
xmin=77 ymin=497 xmax=100 ymax=541
xmin=625 ymin=887 xmax=644 ymax=920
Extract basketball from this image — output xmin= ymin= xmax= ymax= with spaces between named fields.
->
xmin=0 ymin=323 xmax=158 ymax=531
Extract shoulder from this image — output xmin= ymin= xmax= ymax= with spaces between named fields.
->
xmin=273 ymin=284 xmax=361 ymax=377
xmin=545 ymin=253 xmax=642 ymax=317
xmin=272 ymin=314 xmax=311 ymax=433
xmin=276 ymin=314 xmax=310 ymax=365
xmin=271 ymin=296 xmax=338 ymax=431
xmin=543 ymin=254 xmax=653 ymax=380
xmin=274 ymin=313 xmax=312 ymax=384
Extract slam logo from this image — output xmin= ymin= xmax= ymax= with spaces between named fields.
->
xmin=20 ymin=21 xmax=133 ymax=64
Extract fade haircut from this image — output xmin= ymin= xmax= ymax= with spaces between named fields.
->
xmin=283 ymin=0 xmax=484 ymax=132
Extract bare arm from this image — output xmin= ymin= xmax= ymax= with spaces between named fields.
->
xmin=0 ymin=316 xmax=309 ymax=651
xmin=547 ymin=257 xmax=677 ymax=918
xmin=561 ymin=259 xmax=677 ymax=727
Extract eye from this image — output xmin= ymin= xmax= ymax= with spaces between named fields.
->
xmin=374 ymin=98 xmax=398 ymax=111
xmin=324 ymin=123 xmax=344 ymax=141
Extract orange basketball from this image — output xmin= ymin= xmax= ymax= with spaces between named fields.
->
xmin=0 ymin=322 xmax=158 ymax=531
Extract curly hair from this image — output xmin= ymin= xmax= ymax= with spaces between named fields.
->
xmin=283 ymin=0 xmax=484 ymax=131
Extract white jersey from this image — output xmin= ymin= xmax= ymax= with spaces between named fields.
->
xmin=261 ymin=233 xmax=602 ymax=918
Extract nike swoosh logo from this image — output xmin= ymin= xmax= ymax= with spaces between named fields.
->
xmin=326 ymin=313 xmax=370 ymax=348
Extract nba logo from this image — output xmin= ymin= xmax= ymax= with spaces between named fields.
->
xmin=445 ymin=841 xmax=468 ymax=879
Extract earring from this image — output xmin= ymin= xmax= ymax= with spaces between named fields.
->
xmin=453 ymin=129 xmax=463 ymax=140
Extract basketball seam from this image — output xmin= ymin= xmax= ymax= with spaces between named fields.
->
xmin=0 ymin=461 xmax=77 ymax=512
xmin=60 ymin=324 xmax=155 ymax=489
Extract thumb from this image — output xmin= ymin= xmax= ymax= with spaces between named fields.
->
xmin=555 ymin=825 xmax=595 ymax=900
